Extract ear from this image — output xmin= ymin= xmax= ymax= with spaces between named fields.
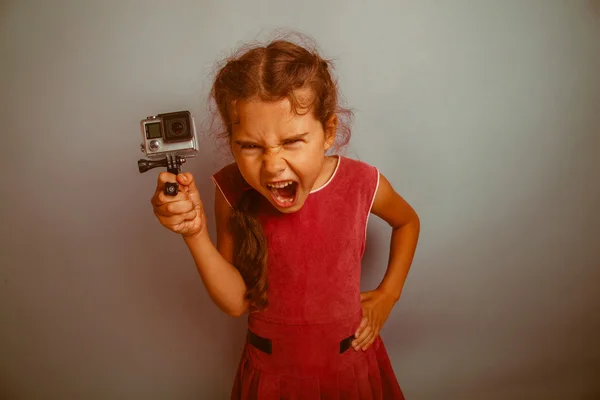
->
xmin=323 ymin=114 xmax=338 ymax=151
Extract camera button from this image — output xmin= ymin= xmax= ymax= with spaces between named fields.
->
xmin=149 ymin=140 xmax=160 ymax=151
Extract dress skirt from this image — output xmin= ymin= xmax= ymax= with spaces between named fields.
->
xmin=230 ymin=310 xmax=405 ymax=399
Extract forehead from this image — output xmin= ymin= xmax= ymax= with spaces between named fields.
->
xmin=231 ymin=97 xmax=320 ymax=140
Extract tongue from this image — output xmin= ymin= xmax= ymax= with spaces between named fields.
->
xmin=274 ymin=184 xmax=296 ymax=199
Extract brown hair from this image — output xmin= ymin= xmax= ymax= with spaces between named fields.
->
xmin=209 ymin=32 xmax=353 ymax=312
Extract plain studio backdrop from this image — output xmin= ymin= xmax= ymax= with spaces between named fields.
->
xmin=1 ymin=0 xmax=599 ymax=399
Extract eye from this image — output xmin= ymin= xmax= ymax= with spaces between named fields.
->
xmin=283 ymin=139 xmax=302 ymax=146
xmin=241 ymin=144 xmax=260 ymax=150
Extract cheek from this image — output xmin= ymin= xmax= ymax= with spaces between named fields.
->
xmin=289 ymin=152 xmax=326 ymax=186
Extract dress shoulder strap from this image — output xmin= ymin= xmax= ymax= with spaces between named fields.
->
xmin=212 ymin=162 xmax=250 ymax=208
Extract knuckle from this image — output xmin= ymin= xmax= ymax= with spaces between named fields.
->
xmin=158 ymin=192 xmax=169 ymax=205
xmin=165 ymin=202 xmax=177 ymax=214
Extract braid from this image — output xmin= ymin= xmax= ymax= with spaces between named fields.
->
xmin=229 ymin=190 xmax=269 ymax=312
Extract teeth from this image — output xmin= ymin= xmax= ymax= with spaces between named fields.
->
xmin=267 ymin=180 xmax=294 ymax=189
xmin=274 ymin=194 xmax=294 ymax=203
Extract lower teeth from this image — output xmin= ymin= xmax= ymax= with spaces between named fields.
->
xmin=269 ymin=185 xmax=296 ymax=204
xmin=275 ymin=194 xmax=293 ymax=203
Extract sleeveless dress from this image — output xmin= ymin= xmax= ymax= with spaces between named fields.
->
xmin=212 ymin=156 xmax=405 ymax=400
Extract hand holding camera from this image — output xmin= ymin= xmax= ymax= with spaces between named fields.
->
xmin=138 ymin=109 xmax=204 ymax=236
xmin=138 ymin=110 xmax=198 ymax=196
xmin=151 ymin=171 xmax=206 ymax=238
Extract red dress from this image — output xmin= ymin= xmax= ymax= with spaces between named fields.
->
xmin=213 ymin=156 xmax=405 ymax=400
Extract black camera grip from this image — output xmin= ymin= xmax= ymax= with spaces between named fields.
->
xmin=164 ymin=182 xmax=179 ymax=196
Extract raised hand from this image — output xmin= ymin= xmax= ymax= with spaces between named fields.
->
xmin=151 ymin=172 xmax=206 ymax=238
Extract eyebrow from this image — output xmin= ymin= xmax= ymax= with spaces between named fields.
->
xmin=234 ymin=132 xmax=310 ymax=146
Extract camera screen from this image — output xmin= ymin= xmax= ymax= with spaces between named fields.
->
xmin=146 ymin=123 xmax=161 ymax=139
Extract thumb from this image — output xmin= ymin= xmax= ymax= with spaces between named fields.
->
xmin=178 ymin=173 xmax=202 ymax=206
xmin=176 ymin=172 xmax=196 ymax=189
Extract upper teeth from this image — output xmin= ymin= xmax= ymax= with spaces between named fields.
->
xmin=267 ymin=181 xmax=293 ymax=189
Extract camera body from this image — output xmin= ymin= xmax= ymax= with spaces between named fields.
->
xmin=140 ymin=110 xmax=198 ymax=160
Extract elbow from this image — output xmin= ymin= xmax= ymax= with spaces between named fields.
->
xmin=413 ymin=212 xmax=420 ymax=232
xmin=226 ymin=301 xmax=248 ymax=318
xmin=394 ymin=212 xmax=420 ymax=238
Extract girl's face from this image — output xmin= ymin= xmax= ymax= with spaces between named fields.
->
xmin=230 ymin=94 xmax=336 ymax=213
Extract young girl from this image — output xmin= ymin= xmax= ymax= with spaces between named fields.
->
xmin=151 ymin=36 xmax=420 ymax=399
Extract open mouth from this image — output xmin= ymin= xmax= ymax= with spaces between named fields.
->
xmin=266 ymin=180 xmax=299 ymax=207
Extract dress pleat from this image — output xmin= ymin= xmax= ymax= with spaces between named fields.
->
xmin=353 ymin=354 xmax=373 ymax=399
xmin=279 ymin=374 xmax=300 ymax=400
xmin=231 ymin=339 xmax=404 ymax=399
xmin=239 ymin=357 xmax=254 ymax=399
xmin=375 ymin=339 xmax=404 ymax=399
xmin=366 ymin=343 xmax=383 ymax=399
xmin=256 ymin=369 xmax=280 ymax=399
xmin=317 ymin=372 xmax=340 ymax=400
xmin=337 ymin=362 xmax=359 ymax=400
xmin=298 ymin=377 xmax=321 ymax=398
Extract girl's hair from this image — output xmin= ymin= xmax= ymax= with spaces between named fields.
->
xmin=209 ymin=32 xmax=353 ymax=312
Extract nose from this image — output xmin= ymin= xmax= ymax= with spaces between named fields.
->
xmin=262 ymin=149 xmax=286 ymax=177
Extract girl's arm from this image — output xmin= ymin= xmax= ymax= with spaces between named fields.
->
xmin=352 ymin=172 xmax=420 ymax=351
xmin=182 ymin=187 xmax=249 ymax=317
xmin=370 ymin=172 xmax=420 ymax=300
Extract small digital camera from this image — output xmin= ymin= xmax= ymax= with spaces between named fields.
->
xmin=139 ymin=110 xmax=198 ymax=159
xmin=138 ymin=110 xmax=198 ymax=196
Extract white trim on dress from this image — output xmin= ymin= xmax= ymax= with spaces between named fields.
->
xmin=212 ymin=176 xmax=233 ymax=209
xmin=310 ymin=155 xmax=341 ymax=194
xmin=364 ymin=168 xmax=381 ymax=241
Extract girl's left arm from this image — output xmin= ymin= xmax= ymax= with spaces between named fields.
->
xmin=370 ymin=172 xmax=420 ymax=299
xmin=353 ymin=172 xmax=420 ymax=351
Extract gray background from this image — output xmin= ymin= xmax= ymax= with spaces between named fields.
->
xmin=1 ymin=0 xmax=599 ymax=398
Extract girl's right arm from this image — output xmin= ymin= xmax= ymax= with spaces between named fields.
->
xmin=182 ymin=186 xmax=249 ymax=317
xmin=152 ymin=172 xmax=249 ymax=317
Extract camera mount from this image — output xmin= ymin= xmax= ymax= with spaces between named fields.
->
xmin=138 ymin=153 xmax=187 ymax=196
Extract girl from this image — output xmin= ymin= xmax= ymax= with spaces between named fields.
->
xmin=151 ymin=36 xmax=420 ymax=399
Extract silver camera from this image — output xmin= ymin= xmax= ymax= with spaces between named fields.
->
xmin=138 ymin=110 xmax=198 ymax=196
xmin=139 ymin=110 xmax=198 ymax=159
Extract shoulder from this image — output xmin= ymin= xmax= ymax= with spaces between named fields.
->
xmin=338 ymin=156 xmax=380 ymax=190
xmin=331 ymin=156 xmax=380 ymax=211
xmin=213 ymin=161 xmax=240 ymax=181
xmin=212 ymin=162 xmax=249 ymax=208
xmin=339 ymin=156 xmax=378 ymax=175
xmin=340 ymin=157 xmax=379 ymax=179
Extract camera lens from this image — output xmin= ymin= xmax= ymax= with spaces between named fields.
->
xmin=169 ymin=119 xmax=187 ymax=137
xmin=171 ymin=121 xmax=184 ymax=136
xmin=161 ymin=112 xmax=193 ymax=143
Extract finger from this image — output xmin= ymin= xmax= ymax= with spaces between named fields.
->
xmin=153 ymin=187 xmax=189 ymax=207
xmin=158 ymin=210 xmax=197 ymax=227
xmin=359 ymin=329 xmax=376 ymax=351
xmin=355 ymin=316 xmax=368 ymax=337
xmin=362 ymin=327 xmax=380 ymax=351
xmin=155 ymin=172 xmax=177 ymax=192
xmin=176 ymin=172 xmax=190 ymax=185
xmin=152 ymin=172 xmax=183 ymax=201
xmin=154 ymin=199 xmax=194 ymax=216
xmin=353 ymin=325 xmax=372 ymax=349
xmin=178 ymin=172 xmax=202 ymax=208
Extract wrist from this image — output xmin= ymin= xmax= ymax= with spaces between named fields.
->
xmin=376 ymin=286 xmax=401 ymax=303
xmin=182 ymin=229 xmax=210 ymax=245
